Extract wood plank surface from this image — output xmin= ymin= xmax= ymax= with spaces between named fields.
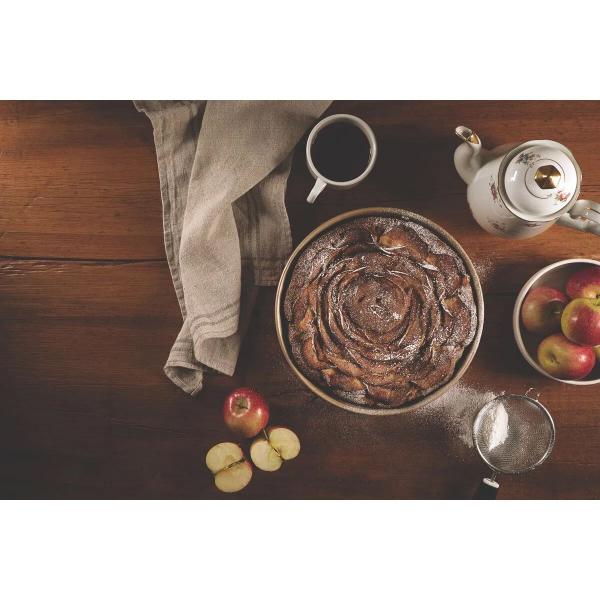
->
xmin=1 ymin=100 xmax=600 ymax=499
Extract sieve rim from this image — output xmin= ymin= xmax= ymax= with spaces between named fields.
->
xmin=473 ymin=393 xmax=556 ymax=475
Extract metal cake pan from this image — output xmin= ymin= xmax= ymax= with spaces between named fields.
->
xmin=274 ymin=207 xmax=485 ymax=415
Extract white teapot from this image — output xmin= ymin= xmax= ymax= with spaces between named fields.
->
xmin=454 ymin=126 xmax=600 ymax=239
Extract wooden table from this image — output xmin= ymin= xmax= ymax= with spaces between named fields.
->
xmin=1 ymin=100 xmax=599 ymax=499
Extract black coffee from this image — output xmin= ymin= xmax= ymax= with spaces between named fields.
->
xmin=311 ymin=121 xmax=371 ymax=182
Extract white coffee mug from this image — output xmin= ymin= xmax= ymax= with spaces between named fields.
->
xmin=305 ymin=114 xmax=377 ymax=204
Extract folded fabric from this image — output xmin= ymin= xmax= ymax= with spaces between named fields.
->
xmin=135 ymin=100 xmax=331 ymax=394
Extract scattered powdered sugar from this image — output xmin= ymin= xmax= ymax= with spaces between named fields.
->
xmin=471 ymin=257 xmax=494 ymax=289
xmin=417 ymin=381 xmax=504 ymax=459
xmin=419 ymin=262 xmax=439 ymax=271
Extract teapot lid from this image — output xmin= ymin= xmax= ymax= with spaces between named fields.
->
xmin=501 ymin=141 xmax=581 ymax=221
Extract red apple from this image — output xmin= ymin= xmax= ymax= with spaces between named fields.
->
xmin=561 ymin=298 xmax=600 ymax=346
xmin=537 ymin=333 xmax=595 ymax=380
xmin=223 ymin=387 xmax=269 ymax=438
xmin=521 ymin=286 xmax=568 ymax=335
xmin=566 ymin=266 xmax=600 ymax=299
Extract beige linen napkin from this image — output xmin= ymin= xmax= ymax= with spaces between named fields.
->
xmin=135 ymin=101 xmax=331 ymax=394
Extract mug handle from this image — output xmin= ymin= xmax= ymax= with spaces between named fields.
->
xmin=557 ymin=199 xmax=600 ymax=236
xmin=306 ymin=178 xmax=327 ymax=204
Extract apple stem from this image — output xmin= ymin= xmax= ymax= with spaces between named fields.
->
xmin=262 ymin=428 xmax=283 ymax=460
xmin=549 ymin=300 xmax=564 ymax=315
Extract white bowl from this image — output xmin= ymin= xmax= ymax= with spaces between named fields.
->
xmin=513 ymin=258 xmax=600 ymax=385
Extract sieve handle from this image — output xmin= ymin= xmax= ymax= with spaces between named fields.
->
xmin=474 ymin=477 xmax=499 ymax=500
xmin=524 ymin=387 xmax=540 ymax=401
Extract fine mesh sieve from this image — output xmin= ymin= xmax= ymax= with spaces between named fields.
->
xmin=472 ymin=388 xmax=555 ymax=499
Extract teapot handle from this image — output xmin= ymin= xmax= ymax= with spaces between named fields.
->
xmin=557 ymin=199 xmax=600 ymax=236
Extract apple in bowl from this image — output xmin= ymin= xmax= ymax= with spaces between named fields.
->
xmin=537 ymin=333 xmax=596 ymax=380
xmin=566 ymin=266 xmax=600 ymax=299
xmin=521 ymin=286 xmax=568 ymax=335
xmin=561 ymin=298 xmax=600 ymax=347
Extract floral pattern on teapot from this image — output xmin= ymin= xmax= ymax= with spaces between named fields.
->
xmin=489 ymin=177 xmax=503 ymax=208
xmin=516 ymin=151 xmax=542 ymax=168
xmin=487 ymin=218 xmax=506 ymax=233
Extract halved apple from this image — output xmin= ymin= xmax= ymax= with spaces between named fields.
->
xmin=205 ymin=442 xmax=253 ymax=493
xmin=250 ymin=427 xmax=301 ymax=472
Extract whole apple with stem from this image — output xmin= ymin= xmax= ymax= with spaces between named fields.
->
xmin=521 ymin=286 xmax=568 ymax=335
xmin=223 ymin=387 xmax=270 ymax=438
xmin=561 ymin=298 xmax=600 ymax=346
xmin=537 ymin=333 xmax=595 ymax=380
xmin=566 ymin=266 xmax=600 ymax=299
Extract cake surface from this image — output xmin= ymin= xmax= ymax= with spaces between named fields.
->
xmin=283 ymin=216 xmax=478 ymax=408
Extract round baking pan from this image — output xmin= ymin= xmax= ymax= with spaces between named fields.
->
xmin=274 ymin=207 xmax=485 ymax=415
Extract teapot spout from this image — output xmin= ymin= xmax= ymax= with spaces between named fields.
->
xmin=454 ymin=126 xmax=483 ymax=185
xmin=455 ymin=125 xmax=481 ymax=146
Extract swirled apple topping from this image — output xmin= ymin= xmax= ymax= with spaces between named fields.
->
xmin=284 ymin=217 xmax=477 ymax=408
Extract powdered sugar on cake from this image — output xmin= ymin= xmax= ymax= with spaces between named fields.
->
xmin=284 ymin=216 xmax=478 ymax=408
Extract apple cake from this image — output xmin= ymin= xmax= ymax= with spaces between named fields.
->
xmin=283 ymin=216 xmax=478 ymax=408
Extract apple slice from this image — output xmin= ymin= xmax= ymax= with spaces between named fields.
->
xmin=250 ymin=427 xmax=301 ymax=471
xmin=205 ymin=442 xmax=253 ymax=493
xmin=214 ymin=461 xmax=252 ymax=493
xmin=249 ymin=438 xmax=282 ymax=471
xmin=268 ymin=427 xmax=301 ymax=460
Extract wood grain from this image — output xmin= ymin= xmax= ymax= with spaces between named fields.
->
xmin=1 ymin=100 xmax=600 ymax=499
xmin=0 ymin=101 xmax=164 ymax=260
